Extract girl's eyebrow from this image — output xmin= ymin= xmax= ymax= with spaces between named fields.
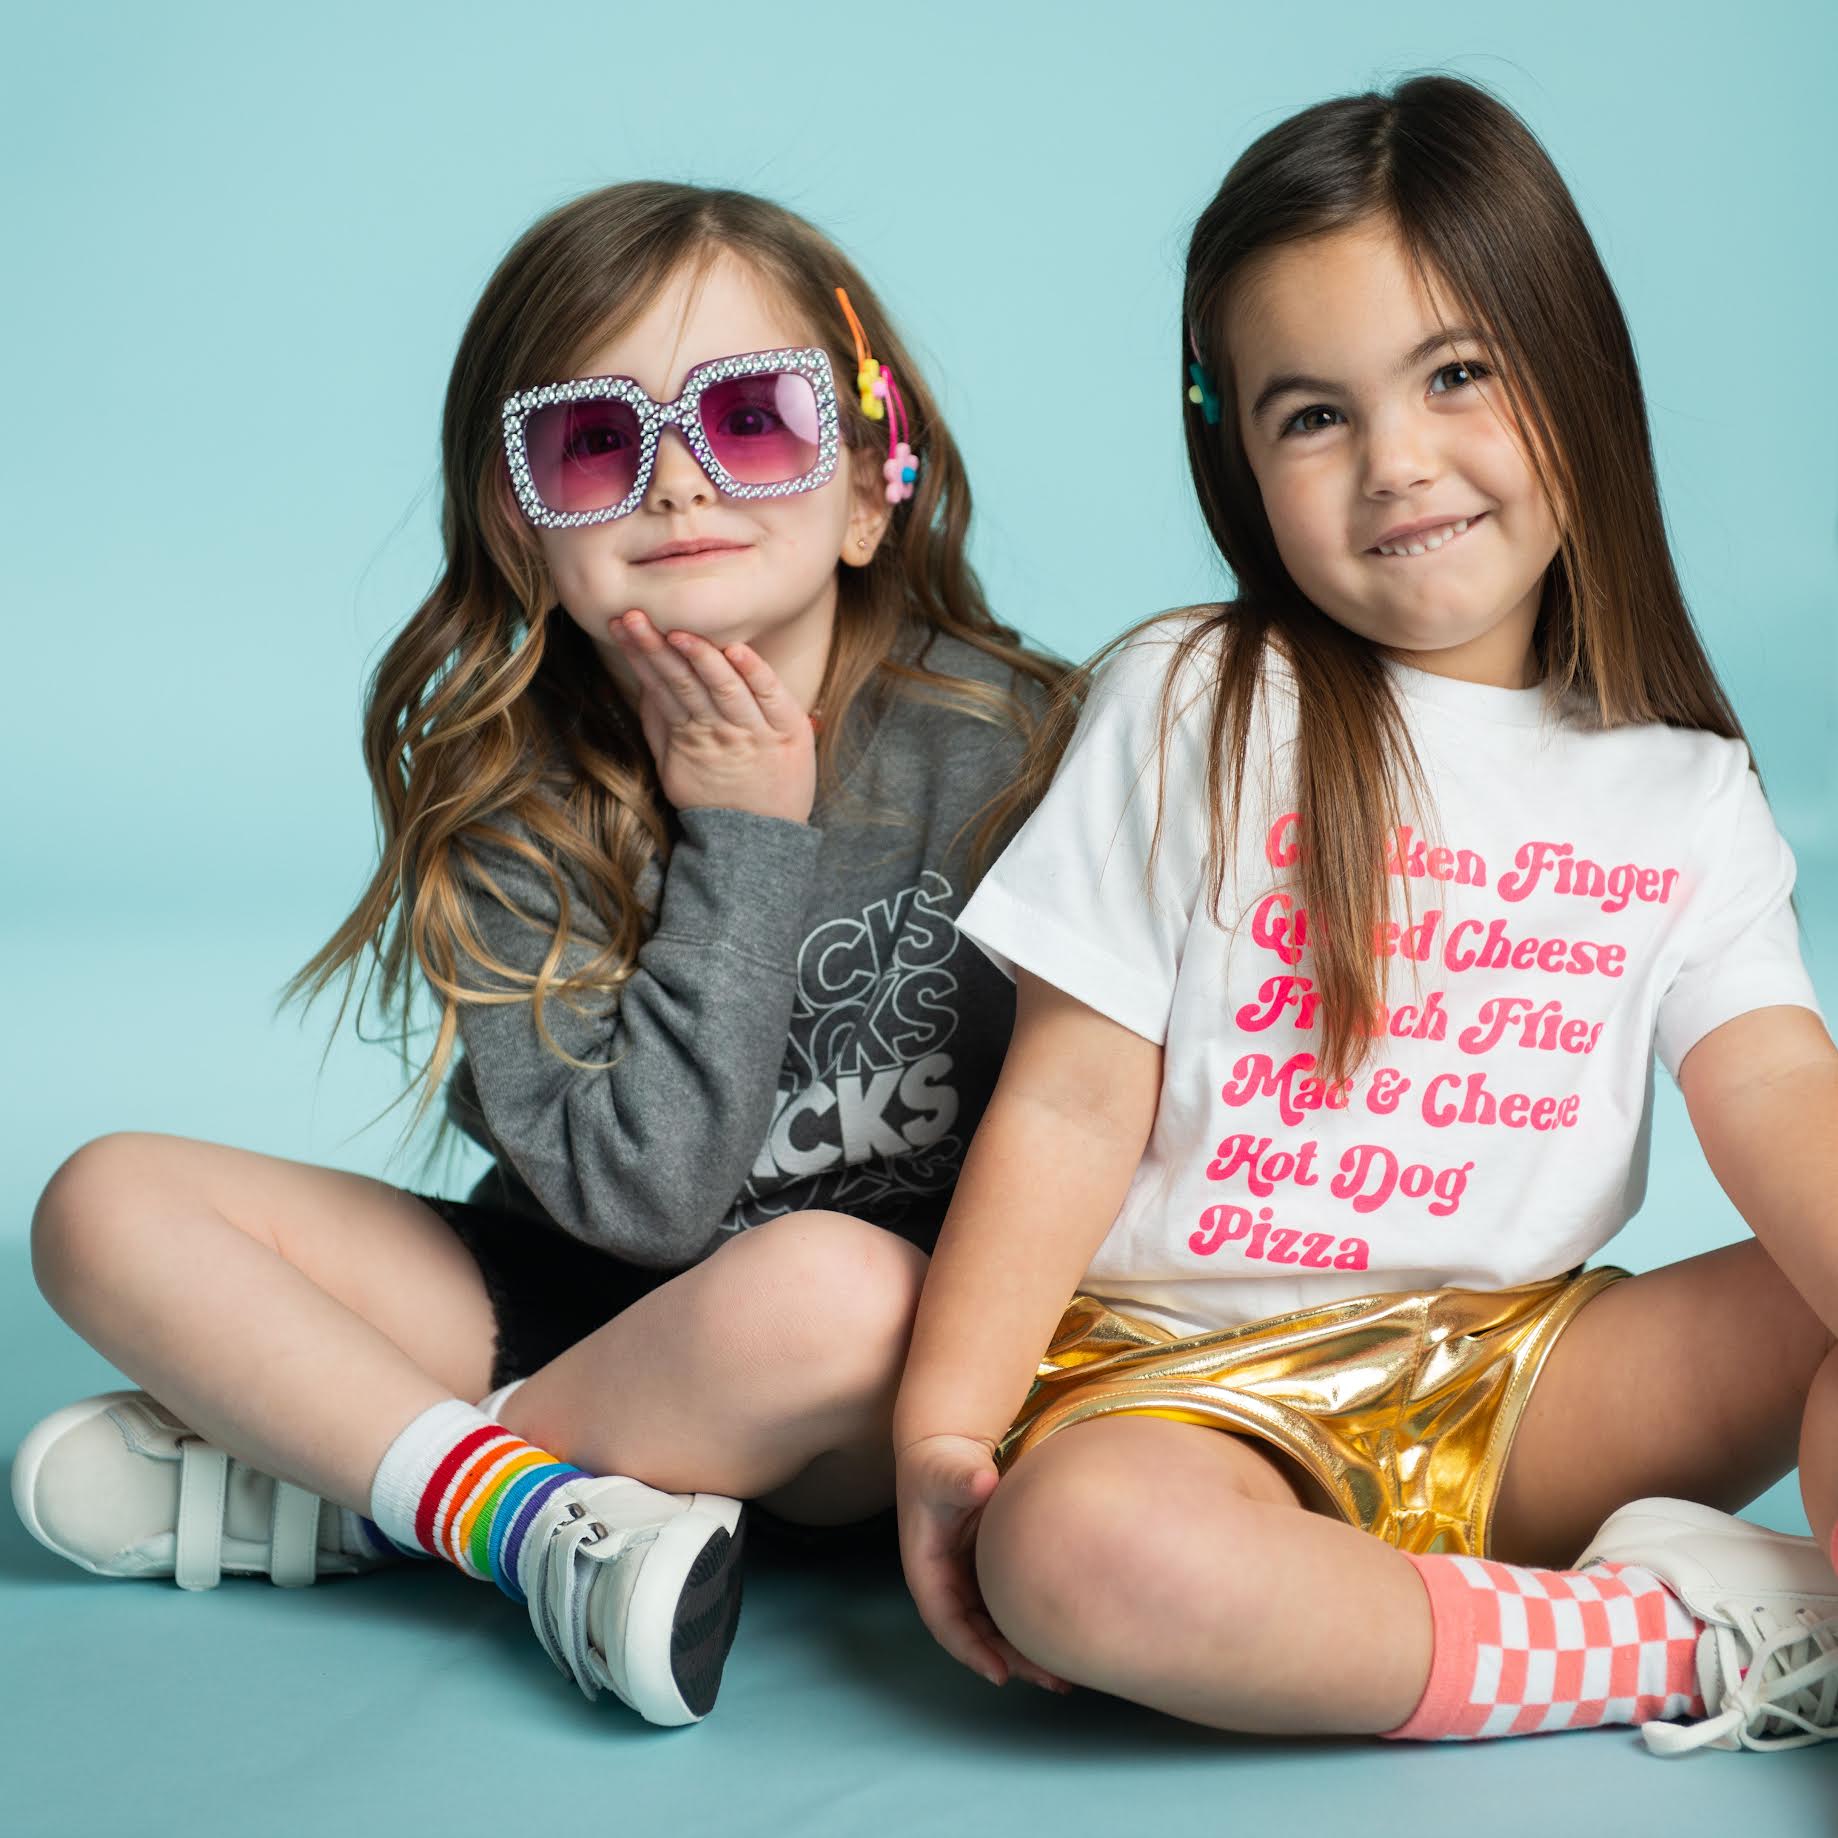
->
xmin=1247 ymin=326 xmax=1485 ymax=426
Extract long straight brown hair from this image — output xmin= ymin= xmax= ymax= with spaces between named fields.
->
xmin=288 ymin=183 xmax=1062 ymax=1124
xmin=1007 ymin=75 xmax=1747 ymax=1085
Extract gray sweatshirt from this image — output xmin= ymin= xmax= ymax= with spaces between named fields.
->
xmin=444 ymin=629 xmax=1050 ymax=1269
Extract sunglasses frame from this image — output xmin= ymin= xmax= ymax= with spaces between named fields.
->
xmin=501 ymin=345 xmax=843 ymax=529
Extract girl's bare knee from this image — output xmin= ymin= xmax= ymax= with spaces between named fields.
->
xmin=976 ymin=1441 xmax=1117 ymax=1668
xmin=696 ymin=1211 xmax=926 ymax=1397
xmin=31 ymin=1132 xmax=175 ymax=1305
xmin=977 ymin=1421 xmax=1272 ymax=1673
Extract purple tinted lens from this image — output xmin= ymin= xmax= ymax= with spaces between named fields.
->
xmin=699 ymin=371 xmax=822 ymax=485
xmin=523 ymin=397 xmax=644 ymax=512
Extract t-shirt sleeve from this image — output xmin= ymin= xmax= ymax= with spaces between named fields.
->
xmin=957 ymin=631 xmax=1212 ymax=1044
xmin=1653 ymin=750 xmax=1824 ymax=1078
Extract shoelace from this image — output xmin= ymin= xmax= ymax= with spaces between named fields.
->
xmin=1642 ymin=1607 xmax=1838 ymax=1755
xmin=523 ymin=1499 xmax=656 ymax=1704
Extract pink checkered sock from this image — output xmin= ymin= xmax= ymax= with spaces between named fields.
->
xmin=1385 ymin=1554 xmax=1706 ymax=1740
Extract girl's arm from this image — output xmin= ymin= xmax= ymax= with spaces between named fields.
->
xmin=453 ymin=801 xmax=821 ymax=1267
xmin=455 ymin=621 xmax=824 ymax=1267
xmin=1680 ymin=1003 xmax=1838 ymax=1333
xmin=893 ymin=967 xmax=1163 ymax=1684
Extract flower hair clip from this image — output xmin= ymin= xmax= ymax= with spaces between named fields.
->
xmin=856 ymin=356 xmax=885 ymax=421
xmin=1185 ymin=327 xmax=1222 ymax=426
xmin=877 ymin=373 xmax=917 ymax=504
xmin=837 ymin=286 xmax=920 ymax=504
xmin=1186 ymin=359 xmax=1221 ymax=426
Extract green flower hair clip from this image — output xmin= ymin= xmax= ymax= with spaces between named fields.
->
xmin=1186 ymin=359 xmax=1221 ymax=426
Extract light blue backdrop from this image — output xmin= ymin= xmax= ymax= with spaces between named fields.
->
xmin=2 ymin=7 xmax=1836 ymax=1830
xmin=4 ymin=0 xmax=1831 ymax=1237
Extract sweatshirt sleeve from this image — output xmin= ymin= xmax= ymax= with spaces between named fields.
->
xmin=452 ymin=806 xmax=823 ymax=1266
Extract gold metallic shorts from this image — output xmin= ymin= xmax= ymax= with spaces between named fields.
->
xmin=997 ymin=1268 xmax=1626 ymax=1558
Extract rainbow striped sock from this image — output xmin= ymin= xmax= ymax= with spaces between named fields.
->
xmin=336 ymin=1507 xmax=412 ymax=1560
xmin=368 ymin=1399 xmax=585 ymax=1601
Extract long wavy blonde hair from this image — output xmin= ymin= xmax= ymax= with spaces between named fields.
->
xmin=289 ymin=183 xmax=1062 ymax=1127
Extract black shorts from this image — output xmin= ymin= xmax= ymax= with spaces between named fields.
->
xmin=415 ymin=1186 xmax=677 ymax=1392
xmin=417 ymin=1183 xmax=899 ymax=1557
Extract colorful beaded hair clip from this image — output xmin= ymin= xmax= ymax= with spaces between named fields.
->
xmin=837 ymin=287 xmax=919 ymax=504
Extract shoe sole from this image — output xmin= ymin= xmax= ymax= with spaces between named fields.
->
xmin=10 ymin=1391 xmax=140 ymax=1573
xmin=620 ymin=1503 xmax=747 ymax=1727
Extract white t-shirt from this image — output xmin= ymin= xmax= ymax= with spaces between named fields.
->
xmin=958 ymin=621 xmax=1824 ymax=1338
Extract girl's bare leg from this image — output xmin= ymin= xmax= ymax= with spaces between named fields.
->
xmin=31 ymin=1132 xmax=499 ymax=1512
xmin=504 ymin=1210 xmax=927 ymax=1523
xmin=1490 ymin=1238 xmax=1838 ymax=1564
xmin=973 ymin=1239 xmax=1833 ymax=1737
xmin=32 ymin=1134 xmax=926 ymax=1525
xmin=974 ymin=1415 xmax=1434 ymax=1734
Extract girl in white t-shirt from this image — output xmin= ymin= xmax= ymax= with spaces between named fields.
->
xmin=895 ymin=75 xmax=1838 ymax=1755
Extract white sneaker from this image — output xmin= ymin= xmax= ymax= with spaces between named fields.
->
xmin=517 ymin=1474 xmax=746 ymax=1727
xmin=10 ymin=1390 xmax=398 ymax=1589
xmin=1577 ymin=1496 xmax=1838 ymax=1754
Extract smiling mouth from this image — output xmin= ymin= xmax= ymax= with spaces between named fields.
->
xmin=636 ymin=541 xmax=748 ymax=565
xmin=1370 ymin=513 xmax=1485 ymax=558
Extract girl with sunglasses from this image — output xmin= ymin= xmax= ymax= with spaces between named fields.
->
xmin=897 ymin=76 xmax=1838 ymax=1755
xmin=14 ymin=183 xmax=1063 ymax=1726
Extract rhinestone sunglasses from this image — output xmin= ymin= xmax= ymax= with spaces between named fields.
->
xmin=501 ymin=346 xmax=843 ymax=529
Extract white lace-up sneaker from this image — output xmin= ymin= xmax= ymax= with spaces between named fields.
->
xmin=10 ymin=1390 xmax=398 ymax=1589
xmin=1577 ymin=1497 xmax=1838 ymax=1754
xmin=516 ymin=1474 xmax=746 ymax=1727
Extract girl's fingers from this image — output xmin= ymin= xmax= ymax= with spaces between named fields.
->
xmin=651 ymin=636 xmax=724 ymax=723
xmin=982 ymin=1626 xmax=1072 ymax=1694
xmin=942 ymin=1567 xmax=1067 ymax=1693
xmin=902 ymin=1504 xmax=1017 ymax=1688
xmin=673 ymin=632 xmax=771 ymax=731
xmin=923 ymin=1572 xmax=1010 ymax=1685
xmin=927 ymin=1578 xmax=1066 ymax=1692
xmin=723 ymin=643 xmax=807 ymax=737
xmin=611 ymin=616 xmax=692 ymax=724
xmin=628 ymin=651 xmax=690 ymax=727
xmin=635 ymin=688 xmax=670 ymax=764
xmin=616 ymin=613 xmax=719 ymax=722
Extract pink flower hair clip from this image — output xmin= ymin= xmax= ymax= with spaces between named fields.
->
xmin=837 ymin=287 xmax=921 ymax=506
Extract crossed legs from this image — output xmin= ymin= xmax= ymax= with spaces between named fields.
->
xmin=973 ymin=1240 xmax=1837 ymax=1734
xmin=30 ymin=1131 xmax=926 ymax=1527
